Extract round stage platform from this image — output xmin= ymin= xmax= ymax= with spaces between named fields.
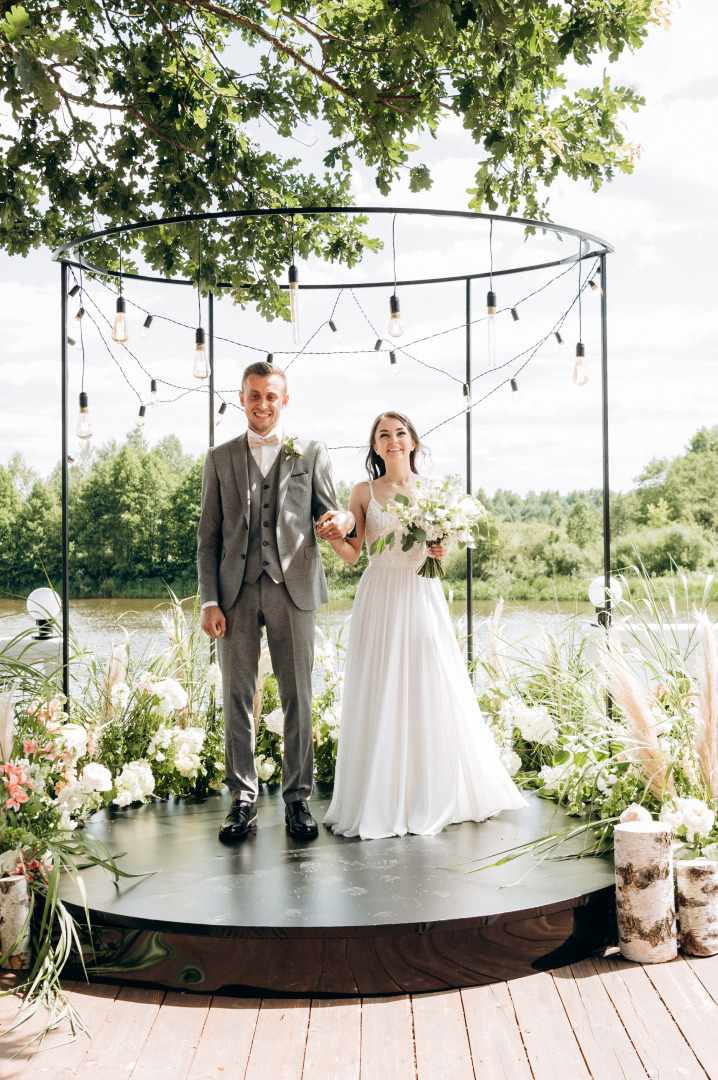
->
xmin=60 ymin=789 xmax=616 ymax=995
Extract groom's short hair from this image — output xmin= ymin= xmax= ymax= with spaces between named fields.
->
xmin=241 ymin=361 xmax=287 ymax=393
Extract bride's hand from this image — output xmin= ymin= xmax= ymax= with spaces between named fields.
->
xmin=427 ymin=543 xmax=448 ymax=560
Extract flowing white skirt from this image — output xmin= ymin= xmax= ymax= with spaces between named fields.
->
xmin=324 ymin=563 xmax=528 ymax=839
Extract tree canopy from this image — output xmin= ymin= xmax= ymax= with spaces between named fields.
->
xmin=1 ymin=0 xmax=663 ymax=311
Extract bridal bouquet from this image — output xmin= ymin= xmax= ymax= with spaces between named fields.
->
xmin=370 ymin=476 xmax=496 ymax=578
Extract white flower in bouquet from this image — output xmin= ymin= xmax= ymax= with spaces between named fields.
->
xmin=205 ymin=664 xmax=223 ymax=693
xmin=256 ymin=754 xmax=276 ymax=782
xmin=264 ymin=707 xmax=284 ymax=735
xmin=499 ymin=745 xmax=521 ymax=777
xmin=109 ymin=682 xmax=131 ymax=710
xmin=58 ymin=722 xmax=89 ymax=758
xmin=147 ymin=726 xmax=173 ymax=761
xmin=619 ymin=803 xmax=653 ymax=824
xmin=0 ymin=848 xmax=22 ymax=877
xmin=113 ymin=759 xmax=155 ymax=807
xmin=153 ymin=678 xmax=188 ymax=717
xmin=82 ymin=762 xmax=113 ymax=791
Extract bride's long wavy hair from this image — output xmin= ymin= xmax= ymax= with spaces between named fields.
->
xmin=365 ymin=412 xmax=424 ymax=479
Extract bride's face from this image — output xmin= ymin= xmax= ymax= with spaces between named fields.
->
xmin=373 ymin=418 xmax=416 ymax=465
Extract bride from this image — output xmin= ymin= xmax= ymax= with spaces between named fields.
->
xmin=323 ymin=411 xmax=527 ymax=840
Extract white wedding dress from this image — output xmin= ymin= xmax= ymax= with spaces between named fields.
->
xmin=324 ymin=483 xmax=528 ymax=840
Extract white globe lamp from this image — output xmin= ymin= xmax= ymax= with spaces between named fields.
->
xmin=588 ymin=576 xmax=623 ymax=627
xmin=26 ymin=588 xmax=62 ymax=639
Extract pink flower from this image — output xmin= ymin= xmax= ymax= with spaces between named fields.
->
xmin=6 ymin=791 xmax=28 ymax=811
xmin=22 ymin=739 xmax=39 ymax=755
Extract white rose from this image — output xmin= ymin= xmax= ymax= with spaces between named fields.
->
xmin=681 ymin=798 xmax=715 ymax=843
xmin=58 ymin=723 xmax=88 ymax=758
xmin=81 ymin=762 xmax=113 ymax=792
xmin=264 ymin=707 xmax=284 ymax=735
xmin=619 ymin=803 xmax=653 ymax=824
xmin=659 ymin=802 xmax=685 ymax=831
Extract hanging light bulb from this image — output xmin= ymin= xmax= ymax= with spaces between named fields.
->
xmin=511 ymin=307 xmax=520 ymax=322
xmin=193 ymin=328 xmax=209 ymax=379
xmin=487 ymin=290 xmax=497 ymax=368
xmin=68 ymin=283 xmax=80 ymax=298
xmin=67 ymin=335 xmax=81 ymax=351
xmin=150 ymin=379 xmax=158 ymax=407
xmin=555 ymin=331 xmax=564 ymax=345
xmin=328 ymin=318 xmax=344 ymax=345
xmin=76 ymin=392 xmax=92 ymax=439
xmin=374 ymin=338 xmax=383 ymax=352
xmin=73 ymin=306 xmax=85 ymax=324
xmin=389 ymin=351 xmax=398 ymax=375
xmin=510 ymin=378 xmax=522 ymax=402
xmin=463 ymin=382 xmax=471 ymax=412
xmin=216 ymin=401 xmax=228 ymax=426
xmin=573 ymin=342 xmax=588 ymax=386
xmin=112 ymin=297 xmax=128 ymax=343
xmin=140 ymin=315 xmax=153 ymax=339
xmin=136 ymin=405 xmax=146 ymax=429
xmin=288 ymin=264 xmax=300 ymax=344
xmin=589 ymin=278 xmax=598 ymax=292
xmin=329 ymin=318 xmax=338 ymax=334
xmin=388 ymin=295 xmax=404 ymax=338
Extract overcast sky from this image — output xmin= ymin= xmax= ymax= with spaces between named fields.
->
xmin=1 ymin=1 xmax=716 ymax=497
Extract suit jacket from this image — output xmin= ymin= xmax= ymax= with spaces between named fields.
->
xmin=197 ymin=432 xmax=338 ymax=613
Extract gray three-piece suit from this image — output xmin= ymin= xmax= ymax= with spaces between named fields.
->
xmin=197 ymin=432 xmax=339 ymax=804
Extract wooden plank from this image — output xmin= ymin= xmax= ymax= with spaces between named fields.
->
xmin=552 ymin=962 xmax=648 ymax=1080
xmin=129 ymin=991 xmax=210 ymax=1080
xmin=72 ymin=986 xmax=165 ymax=1080
xmin=643 ymin=958 xmax=718 ymax=1080
xmin=15 ymin=982 xmax=120 ymax=1080
xmin=412 ymin=990 xmax=473 ymax=1080
xmin=507 ymin=971 xmax=590 ymax=1080
xmin=684 ymin=954 xmax=718 ymax=1005
xmin=244 ymin=999 xmax=310 ymax=1080
xmin=0 ymin=982 xmax=78 ymax=1080
xmin=185 ymin=997 xmax=260 ymax=1080
xmin=461 ymin=982 xmax=532 ymax=1080
xmin=360 ymin=996 xmax=415 ymax=1080
xmin=302 ymin=998 xmax=360 ymax=1080
xmin=592 ymin=954 xmax=708 ymax=1080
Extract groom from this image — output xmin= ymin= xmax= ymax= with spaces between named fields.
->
xmin=197 ymin=360 xmax=354 ymax=842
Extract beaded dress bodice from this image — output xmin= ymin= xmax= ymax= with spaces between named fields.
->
xmin=365 ymin=486 xmax=425 ymax=568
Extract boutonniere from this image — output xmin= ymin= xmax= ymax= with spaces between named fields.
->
xmin=283 ymin=435 xmax=303 ymax=463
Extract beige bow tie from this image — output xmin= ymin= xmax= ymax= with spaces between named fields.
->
xmin=248 ymin=431 xmax=280 ymax=448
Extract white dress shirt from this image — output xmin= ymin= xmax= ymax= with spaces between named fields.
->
xmin=201 ymin=426 xmax=284 ymax=610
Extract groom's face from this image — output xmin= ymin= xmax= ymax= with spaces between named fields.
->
xmin=240 ymin=374 xmax=289 ymax=435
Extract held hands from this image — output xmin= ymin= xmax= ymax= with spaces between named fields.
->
xmin=315 ymin=509 xmax=355 ymax=543
xmin=427 ymin=543 xmax=449 ymax=561
xmin=201 ymin=605 xmax=226 ymax=639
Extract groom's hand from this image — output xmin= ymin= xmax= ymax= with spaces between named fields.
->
xmin=315 ymin=509 xmax=355 ymax=542
xmin=201 ymin=605 xmax=226 ymax=639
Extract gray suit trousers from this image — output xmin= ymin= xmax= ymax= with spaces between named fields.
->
xmin=218 ymin=574 xmax=315 ymax=805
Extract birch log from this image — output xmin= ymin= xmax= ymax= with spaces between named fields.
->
xmin=614 ymin=821 xmax=676 ymax=963
xmin=0 ymin=874 xmax=31 ymax=970
xmin=677 ymin=858 xmax=718 ymax=957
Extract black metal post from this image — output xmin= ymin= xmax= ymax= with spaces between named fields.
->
xmin=600 ymin=254 xmax=611 ymax=627
xmin=60 ymin=262 xmax=70 ymax=709
xmin=208 ymin=291 xmax=215 ymax=449
xmin=465 ymin=278 xmax=473 ymax=664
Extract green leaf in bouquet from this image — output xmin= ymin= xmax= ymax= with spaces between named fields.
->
xmin=414 ymin=528 xmax=427 ymax=543
xmin=387 ymin=532 xmax=395 ymax=549
xmin=394 ymin=493 xmax=410 ymax=505
xmin=369 ymin=537 xmax=384 ymax=555
xmin=401 ymin=533 xmax=415 ymax=552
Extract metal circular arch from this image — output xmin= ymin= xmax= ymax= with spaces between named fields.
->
xmin=52 ymin=205 xmax=613 ymax=290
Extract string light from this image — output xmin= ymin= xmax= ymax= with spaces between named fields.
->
xmin=193 ymin=227 xmax=209 ymax=379
xmin=463 ymin=382 xmax=471 ymax=411
xmin=374 ymin=338 xmax=383 ymax=352
xmin=511 ymin=308 xmax=520 ymax=322
xmin=573 ymin=342 xmax=588 ymax=386
xmin=390 ymin=350 xmax=398 ymax=374
xmin=76 ymin=392 xmax=92 ymax=439
xmin=510 ymin=378 xmax=521 ymax=402
xmin=589 ymin=278 xmax=598 ymax=291
xmin=216 ymin=401 xmax=228 ymax=425
xmin=68 ymin=283 xmax=80 ymax=298
xmin=73 ymin=306 xmax=85 ymax=324
xmin=266 ymin=352 xmax=274 ymax=363
xmin=67 ymin=335 xmax=81 ymax=351
xmin=136 ymin=405 xmax=146 ymax=428
xmin=555 ymin=331 xmax=564 ymax=345
xmin=487 ymin=220 xmax=496 ymax=368
xmin=140 ymin=315 xmax=153 ymax=338
xmin=112 ymin=236 xmax=128 ymax=342
xmin=387 ymin=215 xmax=405 ymax=338
xmin=328 ymin=319 xmax=338 ymax=334
xmin=150 ymin=379 xmax=158 ymax=406
xmin=288 ymin=215 xmax=300 ymax=344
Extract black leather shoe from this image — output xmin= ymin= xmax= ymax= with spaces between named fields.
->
xmin=285 ymin=799 xmax=318 ymax=840
xmin=219 ymin=800 xmax=257 ymax=841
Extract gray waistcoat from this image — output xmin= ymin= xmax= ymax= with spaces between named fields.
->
xmin=244 ymin=448 xmax=284 ymax=585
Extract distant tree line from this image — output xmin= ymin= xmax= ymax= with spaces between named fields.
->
xmin=1 ymin=426 xmax=717 ymax=601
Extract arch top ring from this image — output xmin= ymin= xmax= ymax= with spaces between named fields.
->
xmin=52 ymin=205 xmax=613 ymax=290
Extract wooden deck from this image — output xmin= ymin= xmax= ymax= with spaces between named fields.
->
xmin=3 ymin=951 xmax=718 ymax=1079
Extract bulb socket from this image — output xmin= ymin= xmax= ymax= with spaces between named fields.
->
xmin=218 ymin=402 xmax=227 ymax=416
xmin=389 ymin=294 xmax=400 ymax=316
xmin=266 ymin=352 xmax=274 ymax=363
xmin=288 ymin=264 xmax=298 ymax=285
xmin=79 ymin=391 xmax=88 ymax=409
xmin=75 ymin=306 xmax=85 ymax=320
xmin=196 ymin=327 xmax=205 ymax=346
xmin=67 ymin=336 xmax=76 ymax=347
xmin=511 ymin=378 xmax=519 ymax=393
xmin=138 ymin=406 xmax=146 ymax=419
xmin=589 ymin=279 xmax=598 ymax=291
xmin=390 ymin=351 xmax=397 ymax=365
xmin=576 ymin=341 xmax=585 ymax=358
xmin=329 ymin=319 xmax=338 ymax=333
xmin=68 ymin=283 xmax=80 ymax=297
xmin=143 ymin=315 xmax=153 ymax=331
xmin=555 ymin=331 xmax=564 ymax=345
xmin=511 ymin=307 xmax=519 ymax=322
xmin=486 ymin=290 xmax=497 ymax=311
xmin=374 ymin=339 xmax=383 ymax=351
xmin=151 ymin=379 xmax=158 ymax=394
xmin=116 ymin=296 xmax=126 ymax=314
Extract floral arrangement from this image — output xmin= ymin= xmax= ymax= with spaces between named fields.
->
xmin=370 ymin=475 xmax=496 ymax=578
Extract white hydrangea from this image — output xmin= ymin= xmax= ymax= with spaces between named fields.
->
xmin=501 ymin=697 xmax=557 ymax=745
xmin=110 ymin=682 xmax=131 ymax=710
xmin=619 ymin=803 xmax=653 ymax=824
xmin=264 ymin=707 xmax=284 ymax=735
xmin=256 ymin=754 xmax=276 ymax=782
xmin=539 ymin=759 xmax=574 ymax=791
xmin=173 ymin=727 xmax=206 ymax=778
xmin=205 ymin=664 xmax=223 ymax=692
xmin=82 ymin=762 xmax=113 ymax=792
xmin=147 ymin=726 xmax=173 ymax=761
xmin=113 ymin=759 xmax=155 ymax=807
xmin=660 ymin=797 xmax=716 ymax=842
xmin=499 ymin=745 xmax=521 ymax=777
xmin=56 ymin=780 xmax=95 ymax=819
xmin=153 ymin=678 xmax=188 ymax=717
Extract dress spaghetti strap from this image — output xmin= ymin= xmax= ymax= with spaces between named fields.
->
xmin=368 ymin=479 xmax=374 ymax=502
